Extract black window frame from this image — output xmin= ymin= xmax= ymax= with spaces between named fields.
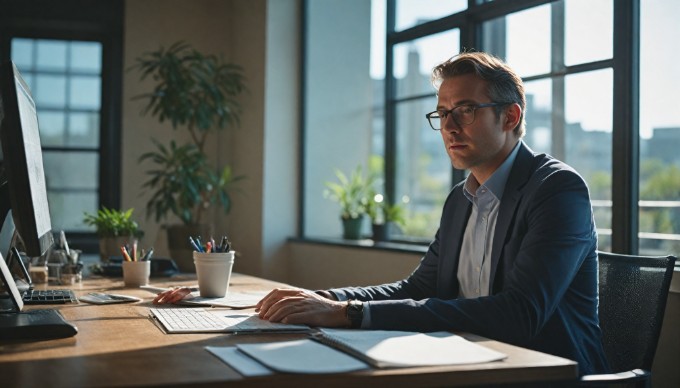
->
xmin=0 ymin=0 xmax=124 ymax=253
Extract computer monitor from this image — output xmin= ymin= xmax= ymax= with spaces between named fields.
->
xmin=0 ymin=60 xmax=54 ymax=258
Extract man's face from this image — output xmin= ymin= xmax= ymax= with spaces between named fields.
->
xmin=436 ymin=74 xmax=517 ymax=183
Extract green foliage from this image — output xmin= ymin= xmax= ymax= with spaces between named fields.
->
xmin=139 ymin=140 xmax=244 ymax=225
xmin=132 ymin=41 xmax=246 ymax=225
xmin=132 ymin=41 xmax=246 ymax=151
xmin=324 ymin=165 xmax=375 ymax=220
xmin=368 ymin=196 xmax=407 ymax=227
xmin=83 ymin=207 xmax=143 ymax=238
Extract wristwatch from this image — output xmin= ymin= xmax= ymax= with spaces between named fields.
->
xmin=345 ymin=300 xmax=364 ymax=329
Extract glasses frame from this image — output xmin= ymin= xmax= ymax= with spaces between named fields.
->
xmin=425 ymin=102 xmax=509 ymax=130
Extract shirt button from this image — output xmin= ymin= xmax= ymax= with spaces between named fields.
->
xmin=475 ymin=266 xmax=480 ymax=272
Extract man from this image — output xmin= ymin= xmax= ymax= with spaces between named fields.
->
xmin=157 ymin=52 xmax=609 ymax=375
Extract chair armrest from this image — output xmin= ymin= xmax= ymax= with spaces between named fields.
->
xmin=580 ymin=368 xmax=650 ymax=385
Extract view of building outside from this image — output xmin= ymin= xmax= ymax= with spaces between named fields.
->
xmin=309 ymin=0 xmax=678 ymax=250
xmin=11 ymin=38 xmax=102 ymax=231
xmin=639 ymin=0 xmax=680 ymax=255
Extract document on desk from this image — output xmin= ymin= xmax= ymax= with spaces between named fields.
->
xmin=312 ymin=329 xmax=507 ymax=368
xmin=234 ymin=329 xmax=507 ymax=373
xmin=235 ymin=339 xmax=370 ymax=374
xmin=178 ymin=291 xmax=268 ymax=309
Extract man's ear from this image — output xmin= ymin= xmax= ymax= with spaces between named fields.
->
xmin=503 ymin=103 xmax=522 ymax=132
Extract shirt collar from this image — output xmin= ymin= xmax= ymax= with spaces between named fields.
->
xmin=463 ymin=141 xmax=521 ymax=202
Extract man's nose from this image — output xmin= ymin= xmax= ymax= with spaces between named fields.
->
xmin=441 ymin=114 xmax=461 ymax=132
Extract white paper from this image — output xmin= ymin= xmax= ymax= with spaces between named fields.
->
xmin=316 ymin=329 xmax=507 ymax=367
xmin=179 ymin=291 xmax=268 ymax=308
xmin=236 ymin=339 xmax=369 ymax=374
xmin=205 ymin=346 xmax=273 ymax=377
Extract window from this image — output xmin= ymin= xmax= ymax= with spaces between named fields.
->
xmin=481 ymin=1 xmax=614 ymax=251
xmin=11 ymin=38 xmax=102 ymax=232
xmin=0 ymin=0 xmax=124 ymax=252
xmin=639 ymin=0 xmax=680 ymax=255
xmin=302 ymin=0 xmax=673 ymax=255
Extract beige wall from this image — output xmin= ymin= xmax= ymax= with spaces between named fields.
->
xmin=122 ymin=0 xmax=298 ymax=281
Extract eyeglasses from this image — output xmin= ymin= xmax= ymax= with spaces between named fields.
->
xmin=425 ymin=103 xmax=509 ymax=131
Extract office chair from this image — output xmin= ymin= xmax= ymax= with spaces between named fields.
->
xmin=580 ymin=251 xmax=677 ymax=387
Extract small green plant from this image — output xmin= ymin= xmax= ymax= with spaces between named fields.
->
xmin=83 ymin=207 xmax=144 ymax=238
xmin=324 ymin=165 xmax=375 ymax=220
xmin=368 ymin=195 xmax=407 ymax=227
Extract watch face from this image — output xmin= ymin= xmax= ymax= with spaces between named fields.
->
xmin=347 ymin=301 xmax=363 ymax=328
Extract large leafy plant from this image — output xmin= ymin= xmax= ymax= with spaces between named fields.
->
xmin=133 ymin=42 xmax=246 ymax=225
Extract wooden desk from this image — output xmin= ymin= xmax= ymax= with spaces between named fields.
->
xmin=0 ymin=274 xmax=577 ymax=387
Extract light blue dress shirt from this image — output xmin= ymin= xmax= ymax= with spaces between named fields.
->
xmin=458 ymin=141 xmax=520 ymax=298
xmin=353 ymin=141 xmax=521 ymax=327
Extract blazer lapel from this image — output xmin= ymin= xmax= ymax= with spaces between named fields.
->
xmin=438 ymin=184 xmax=470 ymax=298
xmin=489 ymin=142 xmax=535 ymax=292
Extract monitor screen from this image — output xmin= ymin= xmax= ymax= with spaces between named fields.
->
xmin=0 ymin=60 xmax=54 ymax=257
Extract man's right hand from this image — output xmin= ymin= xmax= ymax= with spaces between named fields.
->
xmin=152 ymin=287 xmax=192 ymax=304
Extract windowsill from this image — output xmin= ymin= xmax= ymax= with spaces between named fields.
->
xmin=288 ymin=236 xmax=428 ymax=255
xmin=290 ymin=238 xmax=680 ymax=294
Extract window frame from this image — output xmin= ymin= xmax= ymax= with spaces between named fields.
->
xmin=0 ymin=0 xmax=124 ymax=253
xmin=376 ymin=0 xmax=639 ymax=253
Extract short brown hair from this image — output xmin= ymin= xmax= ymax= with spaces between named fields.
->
xmin=432 ymin=51 xmax=526 ymax=137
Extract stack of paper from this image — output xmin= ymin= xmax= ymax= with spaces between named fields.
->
xmin=207 ymin=329 xmax=507 ymax=375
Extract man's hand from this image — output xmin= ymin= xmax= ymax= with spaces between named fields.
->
xmin=152 ymin=287 xmax=192 ymax=304
xmin=255 ymin=287 xmax=349 ymax=327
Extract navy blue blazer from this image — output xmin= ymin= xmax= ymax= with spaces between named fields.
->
xmin=330 ymin=142 xmax=609 ymax=375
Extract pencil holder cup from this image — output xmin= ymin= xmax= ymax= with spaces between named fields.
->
xmin=193 ymin=251 xmax=235 ymax=297
xmin=122 ymin=260 xmax=151 ymax=287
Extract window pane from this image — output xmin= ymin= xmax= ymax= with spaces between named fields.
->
xmin=303 ymin=0 xmax=376 ymax=238
xmin=395 ymin=97 xmax=448 ymax=239
xmin=394 ymin=29 xmax=459 ymax=99
xmin=564 ymin=0 xmax=613 ymax=66
xmin=69 ymin=112 xmax=100 ymax=147
xmin=34 ymin=74 xmax=67 ymax=108
xmin=70 ymin=42 xmax=102 ymax=73
xmin=639 ymin=0 xmax=680 ymax=255
xmin=43 ymin=151 xmax=99 ymax=191
xmin=483 ymin=4 xmax=551 ymax=78
xmin=48 ymin=192 xmax=97 ymax=231
xmin=395 ymin=0 xmax=467 ymax=31
xmin=11 ymin=38 xmax=34 ymax=68
xmin=69 ymin=76 xmax=101 ymax=109
xmin=36 ymin=40 xmax=67 ymax=71
xmin=565 ymin=69 xmax=613 ymax=251
xmin=523 ymin=79 xmax=553 ymax=152
xmin=37 ymin=111 xmax=66 ymax=146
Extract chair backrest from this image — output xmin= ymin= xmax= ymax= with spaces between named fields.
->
xmin=597 ymin=251 xmax=677 ymax=373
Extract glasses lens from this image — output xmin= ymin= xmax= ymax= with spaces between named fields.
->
xmin=454 ymin=106 xmax=475 ymax=126
xmin=428 ymin=112 xmax=441 ymax=130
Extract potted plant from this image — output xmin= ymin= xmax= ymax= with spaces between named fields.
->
xmin=368 ymin=195 xmax=406 ymax=242
xmin=132 ymin=41 xmax=246 ymax=271
xmin=83 ymin=207 xmax=144 ymax=261
xmin=324 ymin=165 xmax=375 ymax=239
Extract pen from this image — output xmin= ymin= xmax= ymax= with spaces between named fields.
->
xmin=133 ymin=240 xmax=138 ymax=261
xmin=189 ymin=236 xmax=202 ymax=252
xmin=142 ymin=248 xmax=154 ymax=261
xmin=120 ymin=245 xmax=132 ymax=261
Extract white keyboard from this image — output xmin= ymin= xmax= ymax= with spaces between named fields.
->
xmin=149 ymin=308 xmax=309 ymax=334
